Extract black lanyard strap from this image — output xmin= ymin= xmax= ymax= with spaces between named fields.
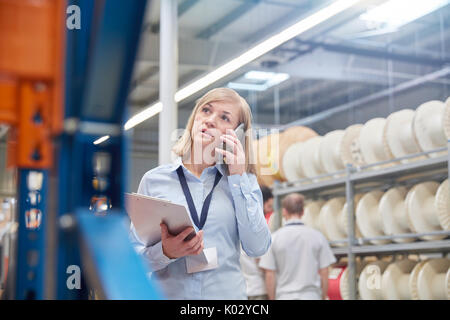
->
xmin=176 ymin=166 xmax=222 ymax=230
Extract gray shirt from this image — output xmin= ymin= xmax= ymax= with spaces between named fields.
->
xmin=259 ymin=218 xmax=336 ymax=299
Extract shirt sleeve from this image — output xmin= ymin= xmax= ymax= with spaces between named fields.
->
xmin=228 ymin=172 xmax=272 ymax=257
xmin=128 ymin=172 xmax=179 ymax=272
xmin=258 ymin=239 xmax=276 ymax=271
xmin=319 ymin=234 xmax=337 ymax=269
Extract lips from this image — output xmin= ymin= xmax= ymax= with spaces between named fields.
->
xmin=201 ymin=129 xmax=215 ymax=140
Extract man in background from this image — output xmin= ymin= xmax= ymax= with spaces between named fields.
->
xmin=259 ymin=193 xmax=336 ymax=300
xmin=239 ymin=186 xmax=273 ymax=300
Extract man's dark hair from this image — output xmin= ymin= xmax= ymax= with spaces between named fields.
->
xmin=281 ymin=193 xmax=305 ymax=215
xmin=260 ymin=186 xmax=273 ymax=204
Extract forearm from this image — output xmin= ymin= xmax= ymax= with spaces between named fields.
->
xmin=129 ymin=226 xmax=177 ymax=271
xmin=319 ymin=268 xmax=329 ymax=300
xmin=265 ymin=271 xmax=276 ymax=300
xmin=321 ymin=277 xmax=328 ymax=300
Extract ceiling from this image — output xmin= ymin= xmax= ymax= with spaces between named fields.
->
xmin=128 ymin=0 xmax=450 ymax=154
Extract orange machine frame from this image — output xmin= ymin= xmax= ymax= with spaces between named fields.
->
xmin=0 ymin=0 xmax=65 ymax=169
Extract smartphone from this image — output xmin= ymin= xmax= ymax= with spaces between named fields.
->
xmin=215 ymin=123 xmax=246 ymax=169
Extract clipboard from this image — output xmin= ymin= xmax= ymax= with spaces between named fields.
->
xmin=125 ymin=192 xmax=208 ymax=264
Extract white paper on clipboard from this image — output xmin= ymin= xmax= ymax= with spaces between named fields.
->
xmin=124 ymin=192 xmax=208 ymax=264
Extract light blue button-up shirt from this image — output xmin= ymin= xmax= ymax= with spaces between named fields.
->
xmin=129 ymin=158 xmax=272 ymax=300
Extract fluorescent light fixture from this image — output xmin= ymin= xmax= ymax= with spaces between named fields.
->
xmin=117 ymin=0 xmax=361 ymax=135
xmin=124 ymin=102 xmax=163 ymax=131
xmin=228 ymin=71 xmax=290 ymax=91
xmin=360 ymin=0 xmax=449 ymax=29
xmin=228 ymin=82 xmax=268 ymax=91
xmin=265 ymin=73 xmax=290 ymax=88
xmin=93 ymin=135 xmax=110 ymax=145
xmin=245 ymin=71 xmax=277 ymax=81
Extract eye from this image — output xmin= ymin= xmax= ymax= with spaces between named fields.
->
xmin=221 ymin=114 xmax=230 ymax=122
xmin=202 ymin=106 xmax=210 ymax=113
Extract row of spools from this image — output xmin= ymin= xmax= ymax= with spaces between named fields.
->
xmin=299 ymin=179 xmax=449 ymax=245
xmin=254 ymin=98 xmax=450 ymax=187
xmin=328 ymin=257 xmax=450 ymax=300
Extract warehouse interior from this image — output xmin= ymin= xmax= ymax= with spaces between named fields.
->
xmin=128 ymin=0 xmax=450 ymax=189
xmin=0 ymin=0 xmax=449 ymax=300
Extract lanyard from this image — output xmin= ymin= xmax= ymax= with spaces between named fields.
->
xmin=176 ymin=166 xmax=222 ymax=230
xmin=284 ymin=222 xmax=304 ymax=227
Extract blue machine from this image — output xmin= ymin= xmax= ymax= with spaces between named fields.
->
xmin=14 ymin=0 xmax=162 ymax=300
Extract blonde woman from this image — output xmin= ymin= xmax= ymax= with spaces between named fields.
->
xmin=130 ymin=88 xmax=271 ymax=300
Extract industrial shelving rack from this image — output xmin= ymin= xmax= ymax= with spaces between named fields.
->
xmin=271 ymin=140 xmax=450 ymax=300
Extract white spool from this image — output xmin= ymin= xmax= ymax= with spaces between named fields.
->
xmin=381 ymin=259 xmax=418 ymax=300
xmin=298 ymin=136 xmax=325 ymax=181
xmin=356 ymin=190 xmax=390 ymax=245
xmin=319 ymin=130 xmax=345 ymax=176
xmin=319 ymin=197 xmax=346 ymax=242
xmin=359 ymin=118 xmax=394 ymax=167
xmin=413 ymin=100 xmax=447 ymax=157
xmin=282 ymin=141 xmax=305 ymax=182
xmin=339 ymin=260 xmax=368 ymax=300
xmin=435 ymin=179 xmax=450 ymax=230
xmin=359 ymin=260 xmax=390 ymax=300
xmin=383 ymin=109 xmax=425 ymax=163
xmin=410 ymin=258 xmax=450 ymax=300
xmin=379 ymin=186 xmax=415 ymax=243
xmin=405 ymin=181 xmax=445 ymax=241
xmin=340 ymin=194 xmax=363 ymax=241
xmin=340 ymin=124 xmax=366 ymax=167
xmin=301 ymin=200 xmax=325 ymax=232
xmin=444 ymin=97 xmax=450 ymax=139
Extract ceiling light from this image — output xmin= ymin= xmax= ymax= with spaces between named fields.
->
xmin=245 ymin=71 xmax=277 ymax=81
xmin=93 ymin=135 xmax=110 ymax=145
xmin=124 ymin=102 xmax=163 ymax=131
xmin=227 ymin=82 xmax=268 ymax=91
xmin=360 ymin=0 xmax=449 ymax=29
xmin=228 ymin=71 xmax=290 ymax=91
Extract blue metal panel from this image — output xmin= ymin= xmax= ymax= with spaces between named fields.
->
xmin=15 ymin=169 xmax=47 ymax=299
xmin=75 ymin=210 xmax=162 ymax=300
xmin=64 ymin=0 xmax=95 ymax=119
xmin=81 ymin=0 xmax=148 ymax=123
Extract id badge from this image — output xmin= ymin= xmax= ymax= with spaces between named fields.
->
xmin=186 ymin=247 xmax=218 ymax=274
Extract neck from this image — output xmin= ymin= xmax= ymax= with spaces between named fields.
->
xmin=183 ymin=146 xmax=215 ymax=178
xmin=183 ymin=162 xmax=210 ymax=178
xmin=285 ymin=214 xmax=302 ymax=221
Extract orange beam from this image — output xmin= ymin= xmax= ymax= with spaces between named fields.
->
xmin=0 ymin=0 xmax=65 ymax=169
xmin=0 ymin=76 xmax=18 ymax=126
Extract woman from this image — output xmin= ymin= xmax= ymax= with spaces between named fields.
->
xmin=130 ymin=88 xmax=271 ymax=300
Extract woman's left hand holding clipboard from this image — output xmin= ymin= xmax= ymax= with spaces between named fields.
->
xmin=160 ymin=223 xmax=204 ymax=259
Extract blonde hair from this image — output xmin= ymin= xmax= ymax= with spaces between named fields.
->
xmin=172 ymin=88 xmax=256 ymax=175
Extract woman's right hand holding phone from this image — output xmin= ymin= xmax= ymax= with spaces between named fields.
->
xmin=160 ymin=223 xmax=204 ymax=259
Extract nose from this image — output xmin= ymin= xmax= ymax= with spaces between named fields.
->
xmin=204 ymin=113 xmax=217 ymax=128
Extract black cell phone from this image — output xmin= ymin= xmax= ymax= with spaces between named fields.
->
xmin=215 ymin=123 xmax=245 ymax=165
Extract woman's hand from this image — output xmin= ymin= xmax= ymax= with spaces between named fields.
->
xmin=160 ymin=223 xmax=204 ymax=259
xmin=215 ymin=129 xmax=245 ymax=176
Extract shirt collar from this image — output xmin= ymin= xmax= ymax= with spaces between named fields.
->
xmin=170 ymin=157 xmax=226 ymax=177
xmin=284 ymin=217 xmax=304 ymax=225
